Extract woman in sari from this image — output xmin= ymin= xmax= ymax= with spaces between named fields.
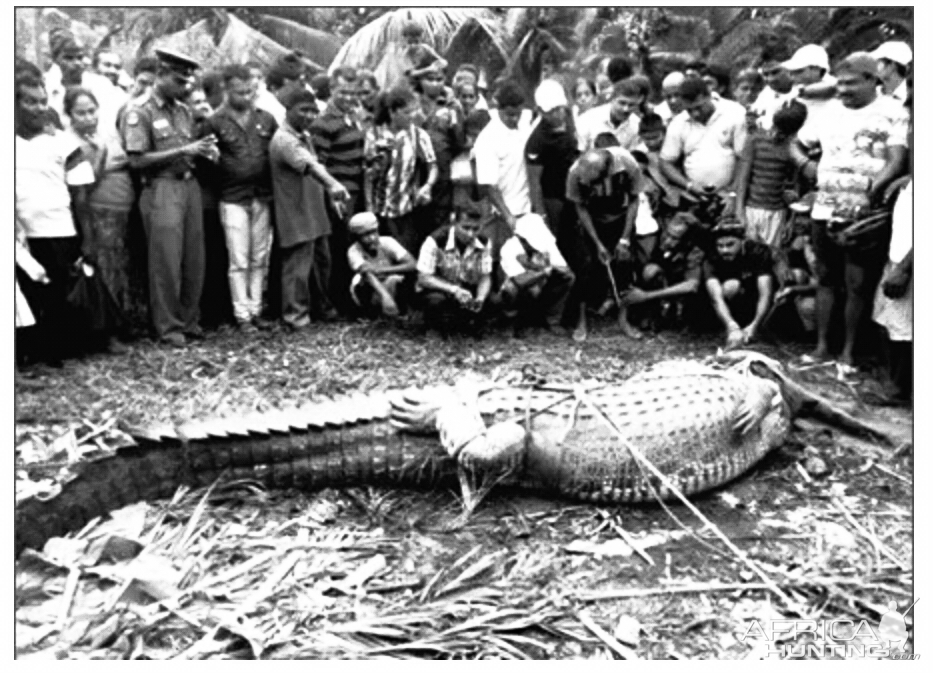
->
xmin=64 ymin=87 xmax=144 ymax=332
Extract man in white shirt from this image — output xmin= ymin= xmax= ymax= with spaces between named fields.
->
xmin=660 ymin=77 xmax=747 ymax=196
xmin=654 ymin=71 xmax=685 ymax=125
xmin=473 ymin=80 xmax=533 ymax=232
xmin=576 ymin=78 xmax=642 ymax=152
xmin=783 ymin=44 xmax=838 ymax=136
xmin=751 ymin=51 xmax=796 ymax=131
xmin=497 ymin=214 xmax=574 ymax=334
xmin=793 ymin=52 xmax=909 ymax=370
xmin=16 ymin=71 xmax=97 ymax=364
xmin=871 ymin=41 xmax=912 ymax=103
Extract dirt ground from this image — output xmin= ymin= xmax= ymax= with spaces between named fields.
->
xmin=14 ymin=319 xmax=914 ymax=659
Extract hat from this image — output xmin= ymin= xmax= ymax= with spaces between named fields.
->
xmin=835 ymin=52 xmax=879 ymax=80
xmin=711 ymin=217 xmax=746 ymax=240
xmin=782 ymin=44 xmax=830 ymax=72
xmin=534 ymin=79 xmax=568 ymax=113
xmin=348 ymin=212 xmax=379 ymax=237
xmin=154 ymin=48 xmax=200 ymax=75
xmin=871 ymin=41 xmax=912 ymax=66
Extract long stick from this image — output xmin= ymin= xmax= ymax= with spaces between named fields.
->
xmin=576 ymin=389 xmax=804 ymax=614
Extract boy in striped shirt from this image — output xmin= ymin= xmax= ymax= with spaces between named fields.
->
xmin=735 ymin=100 xmax=807 ymax=246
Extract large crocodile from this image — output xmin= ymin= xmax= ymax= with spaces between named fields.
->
xmin=15 ymin=353 xmax=888 ymax=557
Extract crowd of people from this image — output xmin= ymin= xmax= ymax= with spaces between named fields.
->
xmin=14 ymin=24 xmax=913 ymax=403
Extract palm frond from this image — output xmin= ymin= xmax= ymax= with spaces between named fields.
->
xmin=329 ymin=8 xmax=503 ymax=73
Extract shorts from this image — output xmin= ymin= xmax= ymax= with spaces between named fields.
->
xmin=744 ymin=207 xmax=788 ymax=247
xmin=810 ymin=219 xmax=889 ymax=289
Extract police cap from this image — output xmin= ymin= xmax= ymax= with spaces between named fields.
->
xmin=154 ymin=48 xmax=200 ymax=75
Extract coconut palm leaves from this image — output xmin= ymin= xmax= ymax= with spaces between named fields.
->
xmin=329 ymin=8 xmax=508 ymax=73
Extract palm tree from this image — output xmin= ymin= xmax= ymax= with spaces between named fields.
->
xmin=328 ymin=8 xmax=508 ymax=76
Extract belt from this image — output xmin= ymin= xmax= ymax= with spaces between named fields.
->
xmin=151 ymin=170 xmax=195 ymax=181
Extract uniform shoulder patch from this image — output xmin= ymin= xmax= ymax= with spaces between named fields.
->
xmin=126 ymin=111 xmax=141 ymax=126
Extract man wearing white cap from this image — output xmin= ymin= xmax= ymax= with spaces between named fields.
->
xmin=346 ymin=212 xmax=416 ymax=318
xmin=871 ymin=41 xmax=912 ymax=102
xmin=497 ymin=212 xmax=575 ymax=335
xmin=525 ymin=79 xmax=579 ymax=235
xmin=783 ymin=44 xmax=837 ymax=135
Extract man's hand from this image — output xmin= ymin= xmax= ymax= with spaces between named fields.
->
xmin=882 ymin=264 xmax=911 ymax=299
xmin=685 ymin=181 xmax=707 ymax=198
xmin=329 ymin=181 xmax=351 ymax=204
xmin=619 ymin=287 xmax=647 ymax=306
xmin=415 ymin=184 xmax=433 ymax=206
xmin=726 ymin=327 xmax=745 ymax=350
xmin=614 ymin=240 xmax=633 ymax=262
xmin=452 ymin=287 xmax=473 ymax=305
xmin=187 ymin=135 xmax=218 ymax=159
xmin=467 ymin=297 xmax=484 ymax=313
xmin=596 ymin=243 xmax=611 ymax=266
xmin=741 ymin=324 xmax=756 ymax=344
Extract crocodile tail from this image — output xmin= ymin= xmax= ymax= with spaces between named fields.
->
xmin=15 ymin=398 xmax=454 ymax=557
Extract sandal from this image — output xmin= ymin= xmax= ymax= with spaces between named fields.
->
xmin=836 ymin=362 xmax=859 ymax=377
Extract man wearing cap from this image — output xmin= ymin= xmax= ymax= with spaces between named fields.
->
xmin=346 ymin=212 xmax=416 ymax=318
xmin=576 ymin=78 xmax=642 ymax=152
xmin=525 ymin=79 xmax=580 ymax=236
xmin=497 ymin=213 xmax=575 ymax=335
xmin=45 ymin=29 xmax=122 ymax=136
xmin=793 ymin=51 xmax=909 ymax=370
xmin=660 ymin=77 xmax=748 ymax=198
xmin=783 ymin=44 xmax=837 ymax=134
xmin=703 ymin=219 xmax=775 ymax=349
xmin=871 ymin=41 xmax=912 ymax=103
xmin=121 ymin=48 xmax=219 ymax=347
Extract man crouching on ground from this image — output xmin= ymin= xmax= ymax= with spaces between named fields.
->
xmin=346 ymin=212 xmax=416 ymax=318
xmin=497 ymin=213 xmax=575 ymax=336
xmin=704 ymin=217 xmax=775 ymax=349
xmin=414 ymin=204 xmax=494 ymax=335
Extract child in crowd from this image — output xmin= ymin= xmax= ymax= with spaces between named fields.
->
xmin=735 ymin=100 xmax=808 ymax=246
xmin=634 ymin=113 xmax=682 ymax=214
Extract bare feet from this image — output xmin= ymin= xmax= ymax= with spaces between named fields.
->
xmin=380 ymin=296 xmax=400 ymax=318
xmin=572 ymin=325 xmax=587 ymax=342
xmin=617 ymin=316 xmax=643 ymax=339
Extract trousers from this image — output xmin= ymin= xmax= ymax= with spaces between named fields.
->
xmin=139 ymin=178 xmax=204 ymax=338
xmin=219 ymin=199 xmax=272 ymax=323
xmin=280 ymin=236 xmax=332 ymax=328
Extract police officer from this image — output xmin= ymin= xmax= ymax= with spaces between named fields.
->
xmin=121 ymin=49 xmax=218 ymax=346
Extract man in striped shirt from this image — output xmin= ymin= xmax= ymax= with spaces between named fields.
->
xmin=310 ymin=66 xmax=366 ymax=314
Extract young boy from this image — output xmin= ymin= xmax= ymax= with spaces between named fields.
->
xmin=735 ymin=100 xmax=808 ymax=246
xmin=635 ymin=113 xmax=683 ymax=213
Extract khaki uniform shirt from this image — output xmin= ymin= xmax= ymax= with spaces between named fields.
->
xmin=120 ymin=89 xmax=196 ymax=180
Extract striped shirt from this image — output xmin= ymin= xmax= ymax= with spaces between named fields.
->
xmin=744 ymin=132 xmax=796 ymax=211
xmin=310 ymin=104 xmax=365 ymax=194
